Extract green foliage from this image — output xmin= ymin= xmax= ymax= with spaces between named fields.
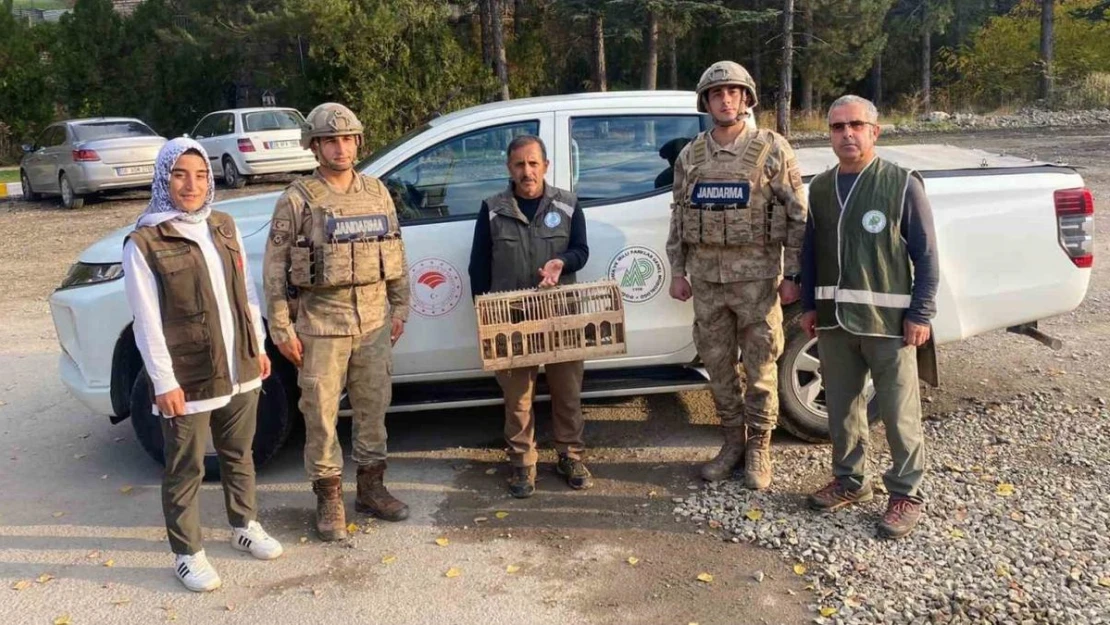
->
xmin=0 ymin=11 xmax=54 ymax=146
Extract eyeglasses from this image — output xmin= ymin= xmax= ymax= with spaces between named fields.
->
xmin=829 ymin=120 xmax=874 ymax=132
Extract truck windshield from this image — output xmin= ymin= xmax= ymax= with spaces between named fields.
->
xmin=357 ymin=123 xmax=432 ymax=172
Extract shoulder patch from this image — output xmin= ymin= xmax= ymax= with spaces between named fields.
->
xmin=689 ymin=133 xmax=709 ymax=167
xmin=293 ymin=178 xmax=329 ymax=205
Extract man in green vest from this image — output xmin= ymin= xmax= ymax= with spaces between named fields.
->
xmin=801 ymin=95 xmax=939 ymax=539
xmin=468 ymin=135 xmax=592 ymax=499
xmin=667 ymin=61 xmax=809 ymax=490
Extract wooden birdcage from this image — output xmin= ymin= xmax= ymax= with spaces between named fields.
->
xmin=475 ymin=280 xmax=627 ymax=371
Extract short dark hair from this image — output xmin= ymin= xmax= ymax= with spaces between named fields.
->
xmin=506 ymin=134 xmax=547 ymax=162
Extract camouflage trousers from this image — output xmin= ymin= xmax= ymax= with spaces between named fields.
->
xmin=691 ymin=277 xmax=784 ymax=431
xmin=299 ymin=324 xmax=392 ymax=481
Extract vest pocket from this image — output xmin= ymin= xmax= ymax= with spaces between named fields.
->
xmin=723 ymin=207 xmax=753 ymax=246
xmin=767 ymin=203 xmax=787 ymax=243
xmin=352 ymin=241 xmax=382 ymax=285
xmin=164 ymin=313 xmax=214 ymax=388
xmin=380 ymin=238 xmax=405 ymax=281
xmin=680 ymin=206 xmax=702 ymax=245
xmin=700 ymin=209 xmax=726 ymax=245
xmin=289 ymin=246 xmax=314 ymax=287
xmin=318 ymin=243 xmax=354 ymax=287
xmin=152 ymin=248 xmax=202 ymax=316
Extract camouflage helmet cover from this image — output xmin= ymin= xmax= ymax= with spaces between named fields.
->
xmin=301 ymin=102 xmax=365 ymax=150
xmin=695 ymin=61 xmax=759 ymax=113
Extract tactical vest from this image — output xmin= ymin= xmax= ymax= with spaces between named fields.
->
xmin=676 ymin=128 xmax=786 ymax=247
xmin=810 ymin=158 xmax=916 ymax=337
xmin=486 ymin=185 xmax=578 ymax=293
xmin=126 ymin=211 xmax=262 ymax=402
xmin=286 ymin=175 xmax=406 ymax=289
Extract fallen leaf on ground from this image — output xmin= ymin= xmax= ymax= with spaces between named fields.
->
xmin=52 ymin=512 xmax=65 ymax=518
xmin=381 ymin=555 xmax=397 ymax=564
xmin=793 ymin=564 xmax=807 ymax=575
xmin=36 ymin=573 xmax=54 ymax=584
xmin=845 ymin=597 xmax=863 ymax=609
xmin=53 ymin=615 xmax=72 ymax=625
xmin=997 ymin=483 xmax=1016 ymax=497
xmin=225 ymin=603 xmax=235 ymax=612
xmin=86 ymin=550 xmax=100 ymax=559
xmin=506 ymin=565 xmax=521 ymax=574
xmin=1099 ymin=577 xmax=1110 ymax=588
xmin=299 ymin=536 xmax=308 ymax=544
xmin=312 ymin=589 xmax=322 ymax=597
xmin=745 ymin=508 xmax=764 ymax=522
xmin=73 ymin=454 xmax=86 ymax=460
xmin=346 ymin=523 xmax=358 ymax=533
xmin=445 ymin=567 xmax=461 ymax=578
xmin=627 ymin=557 xmax=640 ymax=566
xmin=997 ymin=565 xmax=1011 ymax=578
xmin=474 ymin=517 xmax=488 ymax=523
xmin=485 ymin=468 xmax=497 ymax=475
xmin=110 ymin=598 xmax=131 ymax=606
xmin=119 ymin=485 xmax=133 ymax=494
xmin=435 ymin=537 xmax=449 ymax=547
xmin=103 ymin=559 xmax=115 ymax=567
xmin=950 ymin=529 xmax=966 ymax=539
xmin=11 ymin=580 xmax=31 ymax=591
xmin=495 ymin=511 xmax=509 ymax=519
xmin=819 ymin=607 xmax=838 ymax=618
xmin=696 ymin=573 xmax=713 ymax=583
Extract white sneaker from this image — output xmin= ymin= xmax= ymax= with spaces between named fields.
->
xmin=173 ymin=550 xmax=222 ymax=592
xmin=231 ymin=520 xmax=284 ymax=560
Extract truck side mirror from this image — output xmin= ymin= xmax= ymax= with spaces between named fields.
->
xmin=21 ymin=144 xmax=34 ymax=153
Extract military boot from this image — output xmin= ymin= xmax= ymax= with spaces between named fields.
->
xmin=744 ymin=429 xmax=773 ymax=490
xmin=311 ymin=476 xmax=347 ymax=541
xmin=700 ymin=426 xmax=747 ymax=481
xmin=355 ymin=461 xmax=410 ymax=522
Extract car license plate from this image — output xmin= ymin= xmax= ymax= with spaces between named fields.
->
xmin=267 ymin=140 xmax=300 ymax=150
xmin=116 ymin=165 xmax=152 ymax=176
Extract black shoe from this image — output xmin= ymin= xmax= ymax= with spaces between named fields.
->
xmin=508 ymin=465 xmax=536 ymax=498
xmin=556 ymin=454 xmax=594 ymax=490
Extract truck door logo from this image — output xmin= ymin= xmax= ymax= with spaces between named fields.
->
xmin=409 ymin=258 xmax=463 ymax=317
xmin=608 ymin=246 xmax=666 ymax=303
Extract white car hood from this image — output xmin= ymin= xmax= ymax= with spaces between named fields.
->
xmin=78 ymin=192 xmax=283 ymax=264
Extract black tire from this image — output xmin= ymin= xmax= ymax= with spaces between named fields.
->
xmin=59 ymin=173 xmax=84 ymax=209
xmin=222 ymin=156 xmax=247 ymax=189
xmin=777 ymin=307 xmax=880 ymax=443
xmin=19 ymin=170 xmax=40 ymax=201
xmin=129 ymin=368 xmax=294 ymax=480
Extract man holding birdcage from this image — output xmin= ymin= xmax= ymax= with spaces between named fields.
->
xmin=468 ymin=134 xmax=592 ymax=499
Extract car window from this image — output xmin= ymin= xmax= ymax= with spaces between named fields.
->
xmin=35 ymin=127 xmax=56 ymax=149
xmin=192 ymin=114 xmax=217 ymax=139
xmin=217 ymin=114 xmax=235 ymax=136
xmin=72 ymin=121 xmax=157 ymax=142
xmin=569 ymin=114 xmax=705 ymax=203
xmin=244 ymin=110 xmax=303 ymax=132
xmin=383 ymin=120 xmax=539 ymax=224
xmin=48 ymin=126 xmax=68 ymax=147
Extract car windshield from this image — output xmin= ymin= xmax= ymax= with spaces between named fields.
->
xmin=356 ymin=123 xmax=432 ymax=172
xmin=73 ymin=122 xmax=157 ymax=141
xmin=244 ymin=110 xmax=304 ymax=132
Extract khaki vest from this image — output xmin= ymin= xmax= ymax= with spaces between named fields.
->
xmin=676 ymin=128 xmax=787 ymax=247
xmin=127 ymin=211 xmax=261 ymax=402
xmin=286 ymin=175 xmax=406 ymax=289
xmin=810 ymin=158 xmax=916 ymax=337
xmin=486 ymin=184 xmax=578 ymax=293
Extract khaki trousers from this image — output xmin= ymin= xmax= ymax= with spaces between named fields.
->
xmin=495 ymin=361 xmax=585 ymax=467
xmin=161 ymin=388 xmax=259 ymax=555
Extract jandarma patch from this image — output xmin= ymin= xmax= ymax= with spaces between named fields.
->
xmin=326 ymin=214 xmax=389 ymax=242
xmin=544 ymin=212 xmax=562 ymax=228
xmin=690 ymin=182 xmax=751 ymax=206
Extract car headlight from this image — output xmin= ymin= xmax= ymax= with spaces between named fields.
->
xmin=58 ymin=262 xmax=124 ymax=290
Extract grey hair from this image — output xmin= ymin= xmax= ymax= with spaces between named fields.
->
xmin=827 ymin=95 xmax=880 ymax=124
xmin=506 ymin=134 xmax=547 ymax=162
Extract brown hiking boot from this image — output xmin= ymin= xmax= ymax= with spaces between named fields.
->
xmin=556 ymin=454 xmax=594 ymax=490
xmin=700 ymin=426 xmax=747 ymax=481
xmin=807 ymin=479 xmax=874 ymax=512
xmin=355 ymin=461 xmax=410 ymax=522
xmin=508 ymin=465 xmax=536 ymax=499
xmin=743 ymin=429 xmax=773 ymax=490
xmin=878 ymin=495 xmax=924 ymax=539
xmin=311 ymin=476 xmax=347 ymax=541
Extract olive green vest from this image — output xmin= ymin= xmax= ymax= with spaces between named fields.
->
xmin=127 ymin=211 xmax=262 ymax=402
xmin=810 ymin=158 xmax=917 ymax=337
xmin=485 ymin=184 xmax=578 ymax=293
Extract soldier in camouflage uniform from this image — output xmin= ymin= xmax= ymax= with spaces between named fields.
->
xmin=666 ymin=61 xmax=809 ymax=489
xmin=263 ymin=103 xmax=411 ymax=541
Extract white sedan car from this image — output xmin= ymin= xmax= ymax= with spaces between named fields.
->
xmin=187 ymin=107 xmax=318 ymax=189
xmin=50 ymin=91 xmax=1092 ymax=475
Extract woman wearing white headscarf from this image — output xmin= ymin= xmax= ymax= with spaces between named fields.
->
xmin=123 ymin=137 xmax=283 ymax=592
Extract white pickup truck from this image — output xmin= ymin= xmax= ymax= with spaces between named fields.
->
xmin=49 ymin=91 xmax=1095 ymax=474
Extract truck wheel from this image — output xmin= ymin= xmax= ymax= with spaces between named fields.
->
xmin=777 ymin=308 xmax=880 ymax=443
xmin=129 ymin=368 xmax=293 ymax=479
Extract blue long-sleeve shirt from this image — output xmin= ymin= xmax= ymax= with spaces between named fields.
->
xmin=801 ymin=172 xmax=939 ymax=326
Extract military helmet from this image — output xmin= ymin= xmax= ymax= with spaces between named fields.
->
xmin=301 ymin=102 xmax=364 ymax=150
xmin=695 ymin=61 xmax=758 ymax=113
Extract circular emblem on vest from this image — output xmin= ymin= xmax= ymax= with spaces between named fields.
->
xmin=862 ymin=210 xmax=887 ymax=234
xmin=607 ymin=246 xmax=666 ymax=304
xmin=409 ymin=257 xmax=463 ymax=318
xmin=543 ymin=211 xmax=562 ymax=228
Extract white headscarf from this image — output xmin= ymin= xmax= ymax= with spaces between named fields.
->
xmin=137 ymin=137 xmax=216 ymax=228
